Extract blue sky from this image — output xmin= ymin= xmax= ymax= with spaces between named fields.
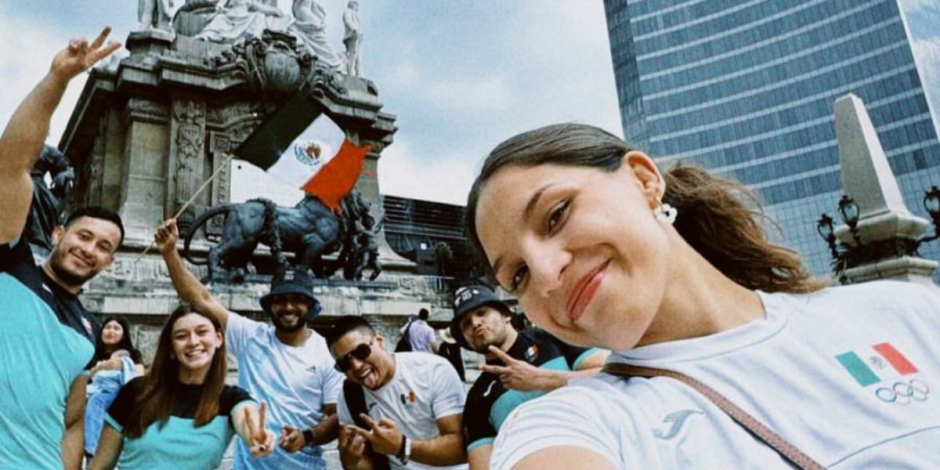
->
xmin=1 ymin=1 xmax=937 ymax=206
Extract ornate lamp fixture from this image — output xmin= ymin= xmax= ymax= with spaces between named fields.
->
xmin=817 ymin=187 xmax=940 ymax=281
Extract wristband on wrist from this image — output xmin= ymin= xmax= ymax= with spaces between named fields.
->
xmin=302 ymin=429 xmax=315 ymax=446
xmin=396 ymin=435 xmax=410 ymax=464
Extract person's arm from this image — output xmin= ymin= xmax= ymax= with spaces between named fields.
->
xmin=0 ymin=28 xmax=119 ymax=245
xmin=511 ymin=447 xmax=618 ymax=470
xmin=481 ymin=347 xmax=607 ymax=393
xmin=61 ymin=376 xmax=87 ymax=470
xmin=154 ymin=219 xmax=231 ymax=329
xmin=469 ymin=443 xmax=493 ymax=470
xmin=88 ymin=425 xmax=124 ymax=470
xmin=280 ymin=404 xmax=339 ymax=451
xmin=352 ymin=413 xmax=466 ymax=466
xmin=231 ymin=401 xmax=275 ymax=458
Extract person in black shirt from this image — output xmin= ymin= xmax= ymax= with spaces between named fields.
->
xmin=449 ymin=285 xmax=608 ymax=470
xmin=0 ymin=27 xmax=123 ymax=470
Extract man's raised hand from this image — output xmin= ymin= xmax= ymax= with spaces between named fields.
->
xmin=154 ymin=219 xmax=179 ymax=255
xmin=51 ymin=27 xmax=122 ymax=83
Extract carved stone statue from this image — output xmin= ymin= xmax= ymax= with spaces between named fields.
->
xmin=196 ymin=0 xmax=286 ymax=43
xmin=346 ymin=220 xmax=382 ymax=281
xmin=289 ymin=0 xmax=345 ymax=69
xmin=182 ymin=191 xmax=375 ymax=282
xmin=343 ymin=0 xmax=362 ymax=76
xmin=138 ymin=0 xmax=174 ymax=31
xmin=25 ymin=146 xmax=74 ymax=255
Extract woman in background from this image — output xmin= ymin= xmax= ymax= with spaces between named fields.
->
xmin=85 ymin=317 xmax=145 ymax=460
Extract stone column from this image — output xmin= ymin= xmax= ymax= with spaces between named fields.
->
xmin=119 ymin=99 xmax=172 ymax=244
xmin=834 ymin=94 xmax=938 ymax=286
xmin=168 ymin=99 xmax=209 ymax=233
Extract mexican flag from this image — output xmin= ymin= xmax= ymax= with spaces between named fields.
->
xmin=835 ymin=342 xmax=918 ymax=387
xmin=235 ymin=92 xmax=371 ymax=213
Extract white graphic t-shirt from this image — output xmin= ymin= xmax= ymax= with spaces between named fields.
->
xmin=491 ymin=281 xmax=940 ymax=470
xmin=339 ymin=352 xmax=468 ymax=470
xmin=227 ymin=314 xmax=344 ymax=470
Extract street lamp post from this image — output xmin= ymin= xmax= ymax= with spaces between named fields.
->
xmin=817 ymin=187 xmax=940 ymax=282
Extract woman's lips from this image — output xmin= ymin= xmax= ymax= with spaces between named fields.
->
xmin=566 ymin=260 xmax=610 ymax=321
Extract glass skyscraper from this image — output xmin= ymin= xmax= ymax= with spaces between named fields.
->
xmin=604 ymin=0 xmax=940 ymax=277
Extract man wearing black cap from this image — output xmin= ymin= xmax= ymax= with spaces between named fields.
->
xmin=155 ymin=219 xmax=343 ymax=470
xmin=450 ymin=285 xmax=607 ymax=470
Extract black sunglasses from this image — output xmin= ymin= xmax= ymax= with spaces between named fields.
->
xmin=334 ymin=340 xmax=374 ymax=372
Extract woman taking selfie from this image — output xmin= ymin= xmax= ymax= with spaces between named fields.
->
xmin=90 ymin=305 xmax=275 ymax=469
xmin=465 ymin=123 xmax=940 ymax=470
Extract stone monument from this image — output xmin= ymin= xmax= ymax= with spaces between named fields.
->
xmin=58 ymin=6 xmax=447 ymax=355
xmin=832 ymin=94 xmax=938 ymax=286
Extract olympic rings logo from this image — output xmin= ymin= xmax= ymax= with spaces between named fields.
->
xmin=874 ymin=379 xmax=930 ymax=405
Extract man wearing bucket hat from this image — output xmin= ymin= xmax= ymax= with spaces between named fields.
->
xmin=155 ymin=219 xmax=343 ymax=470
xmin=449 ymin=284 xmax=608 ymax=470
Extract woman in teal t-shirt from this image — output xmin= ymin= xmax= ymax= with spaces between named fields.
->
xmin=90 ymin=305 xmax=275 ymax=469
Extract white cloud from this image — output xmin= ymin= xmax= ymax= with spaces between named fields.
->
xmin=425 ymin=76 xmax=514 ymax=113
xmin=912 ymin=36 xmax=940 ymax=123
xmin=0 ymin=16 xmax=88 ymax=148
xmin=899 ymin=0 xmax=940 ymax=15
xmin=378 ymin=138 xmax=483 ymax=206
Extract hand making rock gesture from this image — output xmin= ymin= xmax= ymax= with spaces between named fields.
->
xmin=352 ymin=413 xmax=404 ymax=456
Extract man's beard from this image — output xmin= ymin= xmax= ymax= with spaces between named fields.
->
xmin=49 ymin=249 xmax=96 ymax=287
xmin=273 ymin=313 xmax=307 ymax=333
xmin=471 ymin=332 xmax=505 ymax=355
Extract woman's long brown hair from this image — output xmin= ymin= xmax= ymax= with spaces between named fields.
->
xmin=124 ymin=305 xmax=228 ymax=438
xmin=466 ymin=122 xmax=827 ymax=294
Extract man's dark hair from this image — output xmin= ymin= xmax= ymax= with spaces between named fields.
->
xmin=326 ymin=315 xmax=376 ymax=348
xmin=418 ymin=308 xmax=429 ymax=320
xmin=64 ymin=206 xmax=125 ymax=246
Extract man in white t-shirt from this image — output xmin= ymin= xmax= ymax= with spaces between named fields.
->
xmin=407 ymin=308 xmax=438 ymax=353
xmin=155 ymin=219 xmax=344 ymax=470
xmin=327 ymin=315 xmax=468 ymax=470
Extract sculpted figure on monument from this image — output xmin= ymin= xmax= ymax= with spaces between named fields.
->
xmin=289 ymin=0 xmax=345 ymax=69
xmin=196 ymin=0 xmax=285 ymax=43
xmin=346 ymin=221 xmax=382 ymax=281
xmin=182 ymin=191 xmax=375 ymax=282
xmin=343 ymin=0 xmax=362 ymax=76
xmin=138 ymin=0 xmax=174 ymax=31
xmin=24 ymin=146 xmax=75 ymax=255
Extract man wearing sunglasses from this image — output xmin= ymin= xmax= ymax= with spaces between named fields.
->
xmin=327 ymin=315 xmax=468 ymax=470
xmin=155 ymin=219 xmax=344 ymax=470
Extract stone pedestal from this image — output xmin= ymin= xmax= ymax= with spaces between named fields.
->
xmin=58 ymin=28 xmax=449 ymax=336
xmin=833 ymin=94 xmax=938 ymax=285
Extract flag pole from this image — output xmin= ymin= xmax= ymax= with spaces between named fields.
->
xmin=134 ymin=153 xmax=237 ymax=262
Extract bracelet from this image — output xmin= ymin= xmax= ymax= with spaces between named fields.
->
xmin=396 ymin=435 xmax=409 ymax=464
xmin=302 ymin=429 xmax=315 ymax=446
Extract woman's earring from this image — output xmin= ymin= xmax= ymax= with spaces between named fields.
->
xmin=654 ymin=201 xmax=678 ymax=225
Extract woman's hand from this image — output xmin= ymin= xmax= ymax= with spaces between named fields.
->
xmin=244 ymin=401 xmax=275 ymax=457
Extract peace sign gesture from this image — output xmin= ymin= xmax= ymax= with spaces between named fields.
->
xmin=51 ymin=27 xmax=122 ymax=83
xmin=480 ymin=345 xmax=548 ymax=392
xmin=238 ymin=401 xmax=275 ymax=457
